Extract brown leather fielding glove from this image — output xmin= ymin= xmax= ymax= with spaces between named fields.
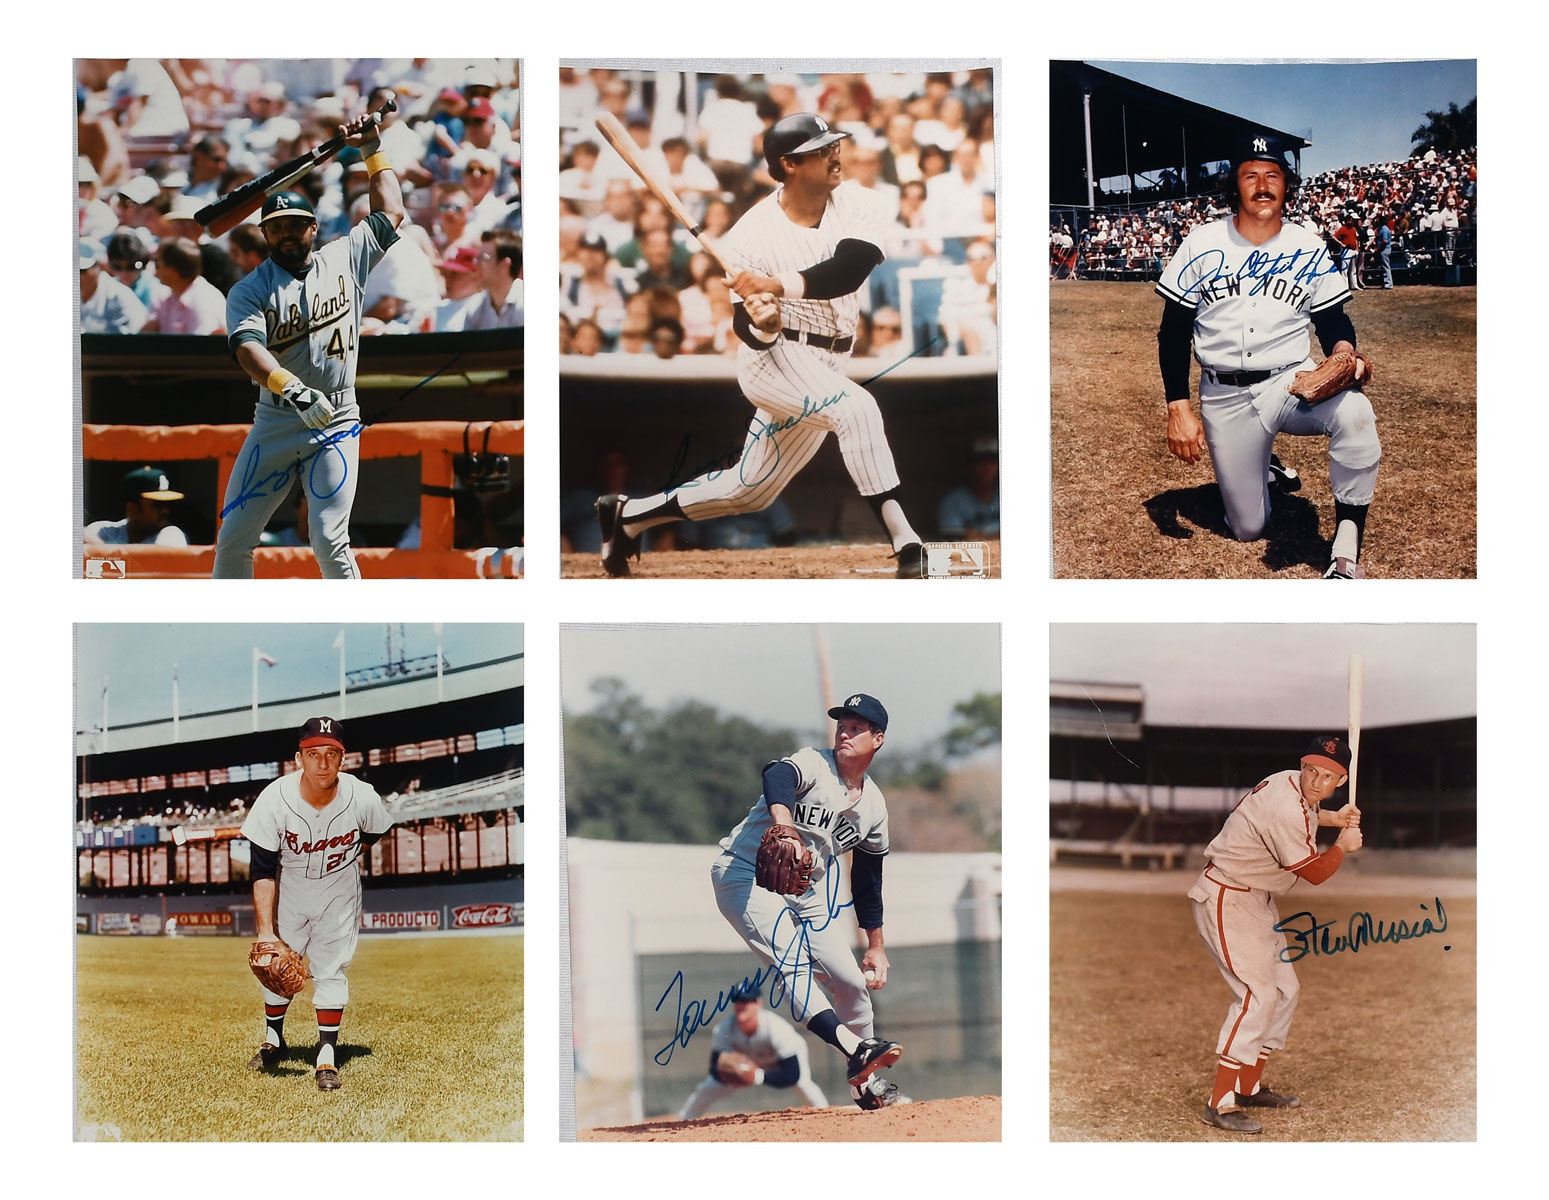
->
xmin=249 ymin=939 xmax=310 ymax=997
xmin=755 ymin=824 xmax=814 ymax=895
xmin=1289 ymin=350 xmax=1373 ymax=404
xmin=715 ymin=1050 xmax=759 ymax=1086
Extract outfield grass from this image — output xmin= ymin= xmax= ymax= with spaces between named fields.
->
xmin=75 ymin=933 xmax=524 ymax=1141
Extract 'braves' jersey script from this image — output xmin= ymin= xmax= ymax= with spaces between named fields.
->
xmin=1201 ymin=770 xmax=1319 ymax=894
xmin=718 ymin=181 xmax=889 ymax=340
xmin=240 ymin=769 xmax=394 ymax=886
xmin=721 ymin=746 xmax=890 ymax=887
xmin=226 ymin=212 xmax=398 ymax=396
xmin=1156 ymin=219 xmax=1348 ymax=374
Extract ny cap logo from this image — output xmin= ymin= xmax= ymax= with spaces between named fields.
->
xmin=846 ymin=695 xmax=862 ymax=707
xmin=1253 ymin=137 xmax=1268 ymax=154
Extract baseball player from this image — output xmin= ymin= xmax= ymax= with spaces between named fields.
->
xmin=1157 ymin=132 xmax=1381 ymax=579
xmin=596 ymin=114 xmax=926 ymax=579
xmin=241 ymin=717 xmax=393 ymax=1091
xmin=710 ymin=692 xmax=911 ymax=1110
xmin=1188 ymin=735 xmax=1363 ymax=1133
xmin=83 ymin=465 xmax=188 ymax=546
xmin=676 ymin=980 xmax=829 ymax=1119
xmin=212 ymin=107 xmax=406 ymax=579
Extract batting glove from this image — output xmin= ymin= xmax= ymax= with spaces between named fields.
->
xmin=279 ymin=379 xmax=337 ymax=432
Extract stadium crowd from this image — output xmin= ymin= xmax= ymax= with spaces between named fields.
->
xmin=77 ymin=58 xmax=522 ymax=336
xmin=1050 ymin=145 xmax=1476 ymax=286
xmin=558 ymin=69 xmax=997 ymax=360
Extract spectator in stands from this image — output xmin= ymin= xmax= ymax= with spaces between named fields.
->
xmin=434 ymin=245 xmax=486 ymax=331
xmin=939 ymin=238 xmax=997 ymax=355
xmin=558 ymin=140 xmax=607 ymax=215
xmin=78 ymin=158 xmax=119 ymax=245
xmin=352 ymin=195 xmax=442 ymax=333
xmin=649 ymin=316 xmax=685 ymax=360
xmin=936 ymin=437 xmax=1000 ymax=540
xmin=145 ymin=238 xmax=226 ymax=334
xmin=588 ymin=178 xmax=640 ymax=253
xmin=617 ymin=311 xmax=651 ymax=355
xmin=430 ymin=181 xmax=479 ymax=261
xmin=85 ymin=465 xmax=188 ymax=546
xmin=843 ymin=139 xmax=899 ymax=218
xmin=227 ymin=223 xmax=270 ymax=278
xmin=889 ymin=179 xmax=937 ymax=259
xmin=562 ymin=233 xmax=630 ymax=343
xmin=423 ymin=86 xmax=468 ymax=180
xmin=633 ymin=228 xmax=693 ymax=293
xmin=106 ymin=231 xmax=167 ymax=312
xmin=224 ymin=80 xmax=301 ymax=164
xmin=78 ymin=82 xmax=128 ymax=192
xmin=678 ymin=263 xmax=734 ymax=355
xmin=116 ymin=175 xmax=166 ymax=249
xmin=184 ymin=136 xmax=229 ymax=202
xmin=459 ymin=149 xmax=507 ymax=235
xmin=163 ymin=195 xmax=239 ymax=295
xmin=464 ymin=231 xmax=524 ymax=330
xmin=112 ymin=59 xmax=189 ymax=138
xmin=861 ymin=306 xmax=905 ymax=361
xmin=924 ymin=138 xmax=992 ymax=239
xmin=880 ymin=112 xmax=922 ymax=187
xmin=918 ymin=143 xmax=949 ymax=181
xmin=914 ymin=92 xmax=968 ymax=154
xmin=571 ymin=318 xmax=604 ymax=355
xmin=79 ymin=239 xmax=148 ymax=334
xmin=660 ymin=136 xmax=719 ymax=225
xmin=698 ymin=75 xmax=765 ymax=197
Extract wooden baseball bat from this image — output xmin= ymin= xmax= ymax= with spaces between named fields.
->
xmin=594 ymin=112 xmax=729 ymax=272
xmin=195 ymin=95 xmax=398 ymax=236
xmin=1347 ymin=653 xmax=1364 ymax=813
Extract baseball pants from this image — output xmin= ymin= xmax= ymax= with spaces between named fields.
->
xmin=264 ymin=874 xmax=363 ymax=1010
xmin=1202 ymin=360 xmax=1381 ymax=541
xmin=1188 ymin=871 xmax=1301 ymax=1063
xmin=677 ymin=341 xmax=901 ymax=521
xmin=213 ymin=395 xmax=362 ymax=579
xmin=711 ymin=854 xmax=875 ymax=1037
xmin=678 ymin=1070 xmax=827 ymax=1119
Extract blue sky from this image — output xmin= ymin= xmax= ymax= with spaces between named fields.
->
xmin=1089 ymin=60 xmax=1476 ymax=176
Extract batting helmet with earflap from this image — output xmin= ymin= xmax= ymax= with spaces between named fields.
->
xmin=764 ymin=113 xmax=850 ymax=181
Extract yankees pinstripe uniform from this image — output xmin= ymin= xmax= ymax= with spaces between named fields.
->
xmin=241 ymin=716 xmax=393 ymax=1090
xmin=1187 ymin=735 xmax=1360 ymax=1132
xmin=596 ymin=114 xmax=924 ymax=577
xmin=677 ymin=998 xmax=828 ymax=1119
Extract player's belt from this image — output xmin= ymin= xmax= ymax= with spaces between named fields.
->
xmin=264 ymin=386 xmax=356 ymax=408
xmin=1205 ymin=369 xmax=1272 ymax=387
xmin=783 ymin=328 xmax=853 ymax=354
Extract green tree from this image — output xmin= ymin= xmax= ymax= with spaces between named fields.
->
xmin=1411 ymin=99 xmax=1476 ymax=155
xmin=945 ymin=692 xmax=1002 ymax=758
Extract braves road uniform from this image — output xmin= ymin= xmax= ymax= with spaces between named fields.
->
xmin=213 ymin=211 xmax=399 ymax=578
xmin=240 ymin=769 xmax=393 ymax=1011
xmin=679 ymin=182 xmax=902 ymax=520
xmin=712 ymin=745 xmax=889 ymax=1034
xmin=1187 ymin=769 xmax=1328 ymax=1109
xmin=1157 ymin=218 xmax=1380 ymax=542
xmin=677 ymin=1006 xmax=828 ymax=1119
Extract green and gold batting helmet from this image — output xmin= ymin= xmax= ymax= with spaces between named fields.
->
xmin=260 ymin=190 xmax=316 ymax=224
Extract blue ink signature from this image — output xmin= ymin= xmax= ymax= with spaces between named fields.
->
xmin=651 ymin=853 xmax=852 ymax=1066
xmin=1177 ymin=246 xmax=1342 ymax=300
xmin=1275 ymin=898 xmax=1450 ymax=962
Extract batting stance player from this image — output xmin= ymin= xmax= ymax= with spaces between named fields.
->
xmin=1157 ymin=132 xmax=1380 ymax=578
xmin=1188 ymin=736 xmax=1362 ymax=1133
xmin=710 ymin=692 xmax=911 ymax=1110
xmin=676 ymin=981 xmax=829 ymax=1119
xmin=241 ymin=717 xmax=393 ymax=1091
xmin=213 ymin=108 xmax=405 ymax=578
xmin=597 ymin=114 xmax=926 ymax=578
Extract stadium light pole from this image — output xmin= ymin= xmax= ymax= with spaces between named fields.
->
xmin=334 ymin=628 xmax=347 ymax=717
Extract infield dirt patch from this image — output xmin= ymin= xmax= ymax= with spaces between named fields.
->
xmin=581 ymin=1095 xmax=1000 ymax=1141
xmin=561 ymin=539 xmax=1002 ymax=579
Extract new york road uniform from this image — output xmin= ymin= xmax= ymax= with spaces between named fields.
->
xmin=677 ymin=1006 xmax=828 ymax=1119
xmin=240 ymin=769 xmax=394 ymax=1009
xmin=712 ymin=746 xmax=889 ymax=1035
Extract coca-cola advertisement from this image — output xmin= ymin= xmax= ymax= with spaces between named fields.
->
xmin=452 ymin=902 xmax=517 ymax=929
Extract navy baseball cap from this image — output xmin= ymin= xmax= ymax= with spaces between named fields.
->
xmin=1301 ymin=735 xmax=1351 ymax=774
xmin=728 ymin=980 xmax=762 ymax=1004
xmin=828 ymin=693 xmax=888 ymax=732
xmin=1233 ymin=132 xmax=1295 ymax=171
xmin=299 ymin=716 xmax=346 ymax=750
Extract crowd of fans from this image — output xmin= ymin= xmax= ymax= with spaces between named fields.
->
xmin=558 ymin=69 xmax=997 ymax=360
xmin=77 ymin=58 xmax=522 ymax=336
xmin=1050 ymin=145 xmax=1476 ymax=284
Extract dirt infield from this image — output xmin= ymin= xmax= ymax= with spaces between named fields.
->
xmin=1051 ymin=283 xmax=1476 ymax=578
xmin=581 ymin=1095 xmax=1000 ymax=1141
xmin=1051 ymin=879 xmax=1474 ymax=1141
xmin=561 ymin=539 xmax=1001 ymax=579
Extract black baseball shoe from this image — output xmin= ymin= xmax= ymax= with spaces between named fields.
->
xmin=1323 ymin=555 xmax=1364 ymax=579
xmin=1268 ymin=454 xmax=1301 ymax=492
xmin=1200 ymin=1105 xmax=1262 ymax=1133
xmin=246 ymin=1039 xmax=283 ymax=1071
xmin=595 ymin=493 xmax=641 ymax=578
xmin=1237 ymin=1086 xmax=1301 ymax=1108
xmin=845 ymin=1037 xmax=903 ymax=1085
xmin=852 ymin=1075 xmax=912 ymax=1110
xmin=894 ymin=542 xmax=923 ymax=579
xmin=315 ymin=1063 xmax=341 ymax=1091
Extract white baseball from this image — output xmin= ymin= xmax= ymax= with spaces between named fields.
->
xmin=864 ymin=969 xmax=878 ymax=984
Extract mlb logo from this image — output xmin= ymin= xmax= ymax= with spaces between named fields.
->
xmin=85 ymin=558 xmax=127 ymax=579
xmin=923 ymin=542 xmax=989 ymax=578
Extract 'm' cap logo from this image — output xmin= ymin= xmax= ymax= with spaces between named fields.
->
xmin=1253 ymin=137 xmax=1269 ymax=154
xmin=319 ymin=718 xmax=333 ymax=732
xmin=1323 ymin=739 xmax=1338 ymax=754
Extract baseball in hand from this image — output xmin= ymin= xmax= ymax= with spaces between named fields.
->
xmin=864 ymin=968 xmax=878 ymax=985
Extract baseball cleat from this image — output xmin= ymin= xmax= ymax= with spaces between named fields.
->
xmin=852 ymin=1076 xmax=912 ymax=1110
xmin=845 ymin=1037 xmax=903 ymax=1085
xmin=893 ymin=542 xmax=923 ymax=579
xmin=246 ymin=1040 xmax=284 ymax=1071
xmin=1237 ymin=1086 xmax=1301 ymax=1108
xmin=595 ymin=493 xmax=641 ymax=578
xmin=1268 ymin=454 xmax=1301 ymax=492
xmin=1323 ymin=556 xmax=1364 ymax=579
xmin=1200 ymin=1105 xmax=1262 ymax=1133
xmin=315 ymin=1064 xmax=341 ymax=1091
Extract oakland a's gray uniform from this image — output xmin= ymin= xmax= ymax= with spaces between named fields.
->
xmin=712 ymin=746 xmax=890 ymax=1034
xmin=1157 ymin=218 xmax=1380 ymax=541
xmin=677 ymin=1005 xmax=828 ymax=1119
xmin=213 ymin=212 xmax=399 ymax=578
xmin=240 ymin=769 xmax=393 ymax=1008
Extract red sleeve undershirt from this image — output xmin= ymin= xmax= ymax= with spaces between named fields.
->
xmin=1291 ymin=844 xmax=1345 ymax=885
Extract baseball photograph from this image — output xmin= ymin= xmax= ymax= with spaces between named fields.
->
xmin=1050 ymin=624 xmax=1475 ymax=1141
xmin=1050 ymin=59 xmax=1476 ymax=578
xmin=560 ymin=623 xmax=1002 ymax=1140
xmin=558 ymin=64 xmax=1000 ymax=579
xmin=76 ymin=58 xmax=524 ymax=580
xmin=73 ymin=623 xmax=525 ymax=1140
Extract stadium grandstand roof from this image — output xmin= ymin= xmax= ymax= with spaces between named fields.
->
xmin=1050 ymin=60 xmax=1311 ymax=207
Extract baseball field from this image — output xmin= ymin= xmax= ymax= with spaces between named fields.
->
xmin=1050 ymin=867 xmax=1475 ymax=1141
xmin=560 ymin=539 xmax=1002 ymax=579
xmin=581 ymin=1095 xmax=1000 ymax=1141
xmin=74 ymin=932 xmax=524 ymax=1141
xmin=1052 ymin=283 xmax=1477 ymax=578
